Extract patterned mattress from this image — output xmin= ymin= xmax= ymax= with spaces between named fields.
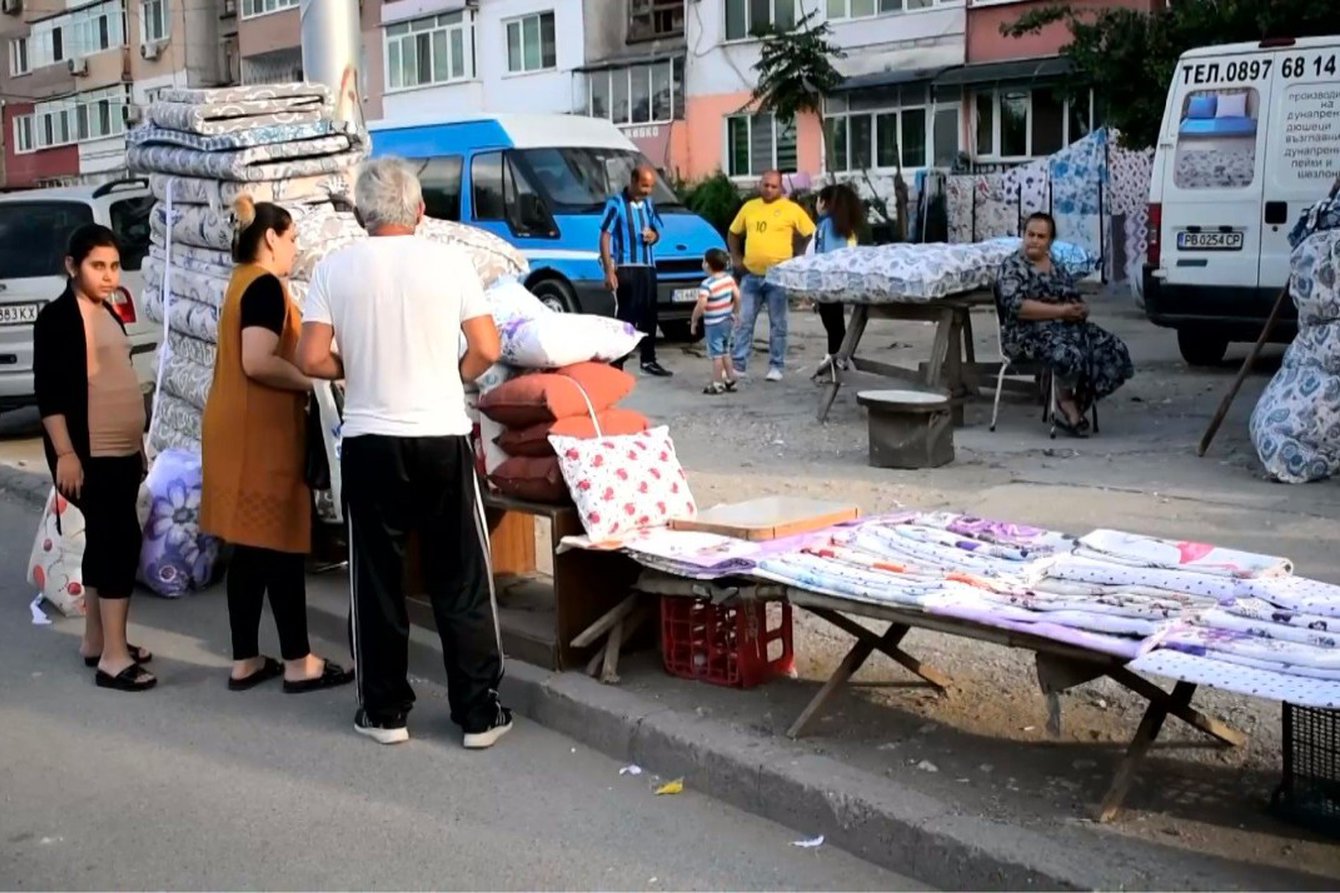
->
xmin=128 ymin=138 xmax=367 ymax=182
xmin=149 ymin=171 xmax=354 ymax=208
xmin=146 ymin=83 xmax=331 ymax=136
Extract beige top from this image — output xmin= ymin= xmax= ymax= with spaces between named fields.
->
xmin=81 ymin=299 xmax=145 ymax=458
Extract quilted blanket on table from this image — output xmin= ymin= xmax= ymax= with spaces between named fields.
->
xmin=1250 ymin=196 xmax=1340 ymax=483
xmin=144 ymin=288 xmax=218 ymax=343
xmin=1075 ymin=528 xmax=1291 ymax=578
xmin=128 ymin=138 xmax=366 ymax=182
xmin=149 ymin=171 xmax=354 ymax=208
xmin=765 ymin=238 xmax=1093 ymax=304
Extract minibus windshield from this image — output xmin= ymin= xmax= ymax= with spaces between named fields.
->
xmin=515 ymin=147 xmax=683 ymax=213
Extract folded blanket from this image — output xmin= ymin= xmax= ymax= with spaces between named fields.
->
xmin=1198 ymin=608 xmax=1340 ymax=649
xmin=148 ymin=243 xmax=234 ymax=280
xmin=149 ymin=391 xmax=202 ymax=453
xmin=1238 ymin=575 xmax=1340 ymax=618
xmin=149 ymin=171 xmax=354 ymax=208
xmin=1075 ymin=528 xmax=1292 ymax=578
xmin=1222 ymin=595 xmax=1340 ymax=631
xmin=1162 ymin=625 xmax=1340 ymax=670
xmin=156 ymin=82 xmax=331 ymax=106
xmin=148 ymin=103 xmax=326 ymax=136
xmin=1132 ymin=649 xmax=1340 ymax=707
xmin=129 ymin=120 xmax=357 ymax=152
xmin=162 ymin=351 xmax=213 ymax=412
xmin=143 ymin=257 xmax=228 ymax=309
xmin=143 ymin=288 xmax=218 ymax=343
xmin=151 ymin=200 xmax=333 ymax=254
xmin=166 ymin=330 xmax=216 ymax=370
xmin=129 ymin=140 xmax=366 ymax=182
xmin=918 ymin=512 xmax=1076 ymax=554
xmin=751 ymin=551 xmax=946 ymax=609
xmin=1036 ymin=555 xmax=1242 ymax=601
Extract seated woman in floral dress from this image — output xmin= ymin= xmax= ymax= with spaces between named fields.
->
xmin=995 ymin=212 xmax=1134 ymax=436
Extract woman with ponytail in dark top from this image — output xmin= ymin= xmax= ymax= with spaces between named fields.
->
xmin=200 ymin=196 xmax=353 ymax=693
xmin=814 ymin=183 xmax=864 ymax=369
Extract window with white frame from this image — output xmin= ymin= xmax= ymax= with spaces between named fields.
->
xmin=973 ymin=86 xmax=1099 ymax=160
xmin=13 ymin=114 xmax=35 ymax=153
xmin=825 ymin=85 xmax=943 ymax=172
xmin=385 ymin=11 xmax=474 ymax=91
xmin=589 ymin=58 xmax=684 ymax=125
xmin=242 ymin=0 xmax=298 ymax=18
xmin=29 ymin=85 xmax=130 ymax=150
xmin=826 ymin=0 xmax=948 ymax=18
xmin=628 ymin=0 xmax=684 ymax=41
xmin=142 ymin=0 xmax=169 ymax=44
xmin=505 ymin=11 xmax=556 ymax=74
xmin=724 ymin=0 xmax=799 ymax=41
xmin=28 ymin=1 xmax=125 ymax=68
xmin=725 ymin=112 xmax=797 ymax=177
xmin=9 ymin=37 xmax=28 ymax=76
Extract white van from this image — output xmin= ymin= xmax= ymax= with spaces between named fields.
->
xmin=0 ymin=179 xmax=159 ymax=415
xmin=1143 ymin=35 xmax=1340 ymax=365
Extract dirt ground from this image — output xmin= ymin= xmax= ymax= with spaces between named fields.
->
xmin=605 ymin=292 xmax=1340 ymax=883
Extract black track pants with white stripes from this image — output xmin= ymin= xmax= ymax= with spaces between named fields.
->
xmin=341 ymin=434 xmax=503 ymax=730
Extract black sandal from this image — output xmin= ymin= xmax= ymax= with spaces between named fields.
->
xmin=283 ymin=660 xmax=355 ymax=694
xmin=95 ymin=663 xmax=157 ymax=692
xmin=1053 ymin=415 xmax=1089 ymax=438
xmin=228 ymin=656 xmax=284 ymax=691
xmin=83 ymin=643 xmax=152 ymax=668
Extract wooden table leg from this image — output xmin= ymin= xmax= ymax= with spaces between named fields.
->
xmin=816 ymin=305 xmax=868 ymax=423
xmin=1097 ymin=680 xmax=1196 ymax=822
xmin=789 ymin=609 xmax=951 ymax=738
xmin=1107 ymin=666 xmax=1245 ymax=747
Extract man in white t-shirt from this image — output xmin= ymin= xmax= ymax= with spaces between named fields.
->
xmin=296 ymin=156 xmax=510 ymax=749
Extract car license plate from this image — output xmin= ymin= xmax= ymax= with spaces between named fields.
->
xmin=0 ymin=303 xmax=41 ymax=326
xmin=1177 ymin=231 xmax=1244 ymax=251
xmin=672 ymin=288 xmax=699 ymax=303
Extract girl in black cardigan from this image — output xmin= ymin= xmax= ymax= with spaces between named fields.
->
xmin=34 ymin=224 xmax=154 ymax=693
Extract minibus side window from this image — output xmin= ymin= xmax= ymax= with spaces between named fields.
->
xmin=417 ymin=155 xmax=464 ymax=222
xmin=472 ymin=152 xmax=505 ymax=221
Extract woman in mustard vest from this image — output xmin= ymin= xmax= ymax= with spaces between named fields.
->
xmin=200 ymin=196 xmax=353 ymax=693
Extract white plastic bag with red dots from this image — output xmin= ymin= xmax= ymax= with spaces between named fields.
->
xmin=27 ymin=487 xmax=88 ymax=618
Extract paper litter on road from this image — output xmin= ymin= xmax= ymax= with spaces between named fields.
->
xmin=30 ymin=594 xmax=51 ymax=626
xmin=655 ymin=779 xmax=684 ymax=795
xmin=792 ymin=835 xmax=825 ymax=848
xmin=619 ymin=764 xmax=643 ymax=776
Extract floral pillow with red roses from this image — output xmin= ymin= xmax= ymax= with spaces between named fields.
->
xmin=548 ymin=425 xmax=697 ymax=543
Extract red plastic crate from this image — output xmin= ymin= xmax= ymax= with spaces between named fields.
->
xmin=660 ymin=596 xmax=794 ymax=689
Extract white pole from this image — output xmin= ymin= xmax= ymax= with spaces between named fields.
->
xmin=299 ymin=0 xmax=361 ymax=125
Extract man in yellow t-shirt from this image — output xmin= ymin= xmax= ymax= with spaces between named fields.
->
xmin=727 ymin=170 xmax=815 ymax=380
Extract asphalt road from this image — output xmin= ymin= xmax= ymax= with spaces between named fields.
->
xmin=0 ymin=493 xmax=918 ymax=891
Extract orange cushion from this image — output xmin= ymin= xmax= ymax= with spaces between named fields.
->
xmin=478 ymin=362 xmax=634 ymax=427
xmin=497 ymin=408 xmax=651 ymax=458
xmin=489 ymin=456 xmax=570 ymax=504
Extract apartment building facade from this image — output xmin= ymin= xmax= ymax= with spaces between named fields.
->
xmin=1 ymin=0 xmax=226 ymax=189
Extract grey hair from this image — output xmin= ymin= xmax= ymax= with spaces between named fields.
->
xmin=354 ymin=156 xmax=423 ymax=231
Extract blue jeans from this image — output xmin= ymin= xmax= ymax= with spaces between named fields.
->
xmin=732 ymin=274 xmax=787 ymax=372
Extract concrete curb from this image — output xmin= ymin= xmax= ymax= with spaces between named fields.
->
xmin=500 ymin=660 xmax=1099 ymax=891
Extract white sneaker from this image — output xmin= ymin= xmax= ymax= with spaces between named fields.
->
xmin=765 ymin=368 xmax=783 ymax=382
xmin=463 ymin=705 xmax=513 ymax=749
xmin=355 ymin=709 xmax=409 ymax=745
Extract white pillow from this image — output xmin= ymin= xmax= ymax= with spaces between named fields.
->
xmin=1216 ymin=93 xmax=1248 ymax=118
xmin=548 ymin=425 xmax=697 ymax=543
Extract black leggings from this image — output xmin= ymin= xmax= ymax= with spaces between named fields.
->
xmin=818 ymin=303 xmax=846 ymax=356
xmin=227 ymin=545 xmax=311 ymax=661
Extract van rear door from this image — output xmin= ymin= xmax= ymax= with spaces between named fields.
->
xmin=1259 ymin=42 xmax=1340 ymax=291
xmin=1160 ymin=51 xmax=1275 ymax=294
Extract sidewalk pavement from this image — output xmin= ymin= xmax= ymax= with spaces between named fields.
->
xmin=4 ymin=461 xmax=1334 ymax=891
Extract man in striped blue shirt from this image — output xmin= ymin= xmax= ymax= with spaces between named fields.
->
xmin=599 ymin=165 xmax=671 ymax=377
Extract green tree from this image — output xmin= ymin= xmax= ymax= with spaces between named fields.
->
xmin=1002 ymin=0 xmax=1338 ymax=149
xmin=750 ymin=11 xmax=846 ymax=124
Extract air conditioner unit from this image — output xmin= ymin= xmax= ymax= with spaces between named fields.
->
xmin=68 ymin=56 xmax=88 ymax=76
xmin=140 ymin=41 xmax=162 ymax=60
xmin=2 ymin=0 xmax=22 ymax=16
xmin=222 ymin=0 xmax=236 ymax=14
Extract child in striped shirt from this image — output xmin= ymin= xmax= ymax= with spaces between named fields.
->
xmin=690 ymin=248 xmax=741 ymax=395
